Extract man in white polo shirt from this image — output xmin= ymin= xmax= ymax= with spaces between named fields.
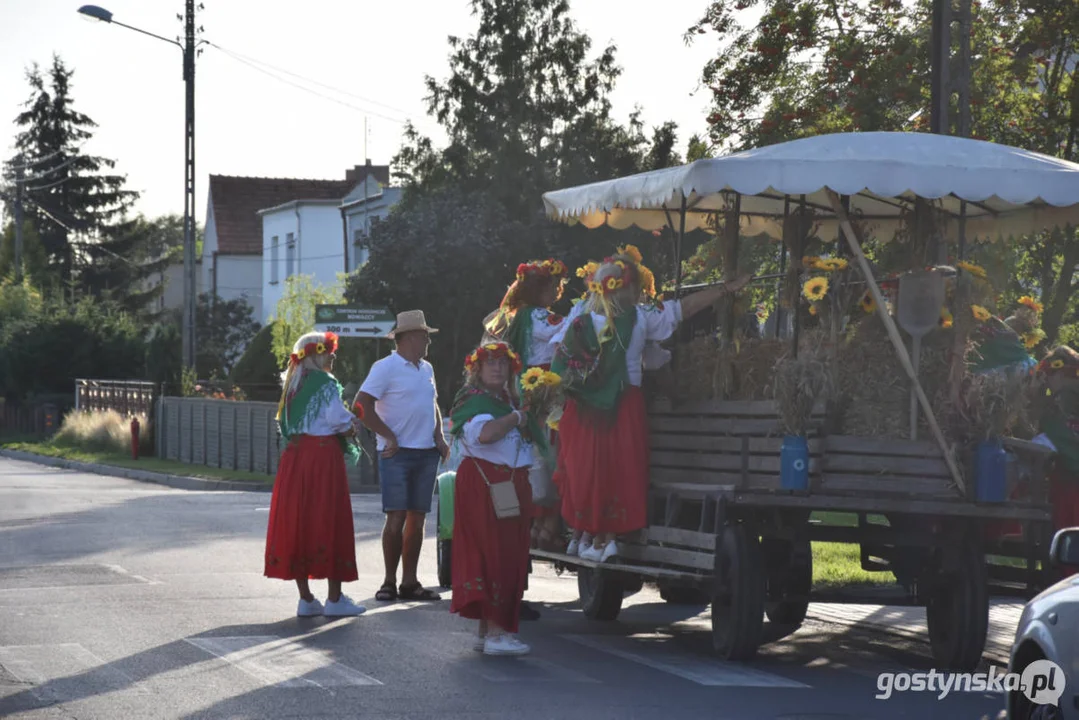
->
xmin=355 ymin=310 xmax=449 ymax=602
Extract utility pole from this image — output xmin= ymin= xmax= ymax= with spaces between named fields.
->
xmin=182 ymin=0 xmax=198 ymax=371
xmin=13 ymin=159 xmax=24 ymax=284
xmin=929 ymin=0 xmax=951 ymax=135
xmin=955 ymin=0 xmax=972 ymax=138
xmin=362 ymin=117 xmax=370 ymax=269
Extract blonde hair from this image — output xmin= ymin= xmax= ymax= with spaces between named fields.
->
xmin=582 ymin=255 xmax=641 ymax=317
xmin=276 ymin=331 xmax=337 ymax=419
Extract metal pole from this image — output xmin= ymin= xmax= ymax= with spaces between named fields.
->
xmin=182 ymin=0 xmax=198 ymax=370
xmin=13 ymin=159 xmax=24 ymax=284
xmin=930 ymin=0 xmax=951 ymax=135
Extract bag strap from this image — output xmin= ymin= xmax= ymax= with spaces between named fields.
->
xmin=468 ymin=429 xmax=522 ymax=486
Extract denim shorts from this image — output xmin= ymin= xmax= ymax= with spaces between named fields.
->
xmin=378 ymin=448 xmax=440 ymax=513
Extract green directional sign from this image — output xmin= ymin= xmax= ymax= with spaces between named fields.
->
xmin=313 ymin=305 xmax=395 ymax=338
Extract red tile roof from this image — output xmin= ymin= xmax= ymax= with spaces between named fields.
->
xmin=208 ymin=175 xmax=353 ymax=255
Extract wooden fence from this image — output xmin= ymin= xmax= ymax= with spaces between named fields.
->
xmin=76 ymin=379 xmax=157 ymax=418
xmin=0 ymin=403 xmax=61 ymax=437
xmin=154 ymin=396 xmax=379 ymax=488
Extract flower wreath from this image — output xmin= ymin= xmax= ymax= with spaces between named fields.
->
xmin=289 ymin=332 xmax=339 ymax=366
xmin=464 ymin=341 xmax=523 ymax=375
xmin=576 ymin=244 xmax=657 ymax=300
xmin=516 ymin=258 xmax=568 ymax=282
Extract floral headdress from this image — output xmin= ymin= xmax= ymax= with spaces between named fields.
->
xmin=1037 ymin=346 xmax=1079 ymax=377
xmin=516 ymin=258 xmax=568 ymax=282
xmin=577 ymin=244 xmax=656 ymax=301
xmin=464 ymin=341 xmax=523 ymax=376
xmin=290 ymin=331 xmax=339 ymax=366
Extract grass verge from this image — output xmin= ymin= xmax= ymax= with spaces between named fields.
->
xmin=810 ymin=510 xmax=895 ymax=588
xmin=1 ymin=440 xmax=274 ymax=484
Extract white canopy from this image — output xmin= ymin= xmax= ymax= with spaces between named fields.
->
xmin=541 ymin=131 xmax=1079 ymax=243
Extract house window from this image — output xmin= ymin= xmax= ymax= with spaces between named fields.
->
xmin=270 ymin=236 xmax=279 ymax=284
xmin=353 ymin=228 xmax=370 ymax=270
xmin=285 ymin=232 xmax=296 ymax=279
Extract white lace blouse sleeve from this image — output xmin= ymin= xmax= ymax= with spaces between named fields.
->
xmin=550 ymin=301 xmax=586 ymax=345
xmin=531 ymin=308 xmax=565 ymax=343
xmin=640 ymin=300 xmax=683 ymax=342
xmin=317 ymin=381 xmax=356 ymax=435
xmin=463 ymin=413 xmax=495 ymax=448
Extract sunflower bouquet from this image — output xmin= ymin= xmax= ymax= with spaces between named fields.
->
xmin=519 ymin=367 xmax=564 ymax=425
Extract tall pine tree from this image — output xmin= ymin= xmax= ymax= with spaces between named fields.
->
xmin=9 ymin=54 xmax=148 ymax=302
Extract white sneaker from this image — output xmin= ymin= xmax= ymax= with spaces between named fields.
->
xmin=579 ymin=543 xmax=602 ymax=562
xmin=483 ymin=634 xmax=531 ymax=656
xmin=297 ymin=597 xmax=324 ymax=617
xmin=323 ymin=594 xmax=367 ymax=617
xmin=599 ymin=540 xmax=619 ymax=562
xmin=566 ymin=538 xmax=579 ymax=555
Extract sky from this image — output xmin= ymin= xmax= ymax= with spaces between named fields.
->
xmin=0 ymin=0 xmax=728 ymax=227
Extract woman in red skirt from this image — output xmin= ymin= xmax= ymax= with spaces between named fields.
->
xmin=481 ymin=258 xmax=569 ymax=550
xmin=448 ymin=341 xmax=538 ymax=656
xmin=264 ymin=330 xmax=367 ymax=618
xmin=550 ymin=245 xmax=751 ymax=562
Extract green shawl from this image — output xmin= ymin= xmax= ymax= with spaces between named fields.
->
xmin=1040 ymin=385 xmax=1079 ymax=477
xmin=448 ymin=384 xmax=551 ymax=465
xmin=969 ymin=317 xmax=1035 ymax=373
xmin=501 ymin=306 xmax=536 ymax=368
xmin=279 ymin=369 xmax=361 ymax=466
xmin=550 ymin=309 xmax=636 ymax=423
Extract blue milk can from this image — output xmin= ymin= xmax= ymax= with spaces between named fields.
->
xmin=975 ymin=439 xmax=1007 ymax=502
xmin=780 ymin=435 xmax=810 ymax=491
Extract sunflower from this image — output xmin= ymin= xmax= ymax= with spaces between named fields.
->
xmin=940 ymin=307 xmax=954 ymax=328
xmin=588 ymin=280 xmax=602 ymax=294
xmin=859 ymin=291 xmax=876 ymax=313
xmin=971 ymin=305 xmax=992 ymax=322
xmin=1051 ymin=359 xmax=1066 ymax=369
xmin=801 ymin=256 xmax=821 ymax=269
xmin=577 ymin=261 xmax=598 ymax=279
xmin=816 ymin=258 xmax=849 ymax=272
xmin=638 ymin=264 xmax=656 ymax=298
xmin=315 ymin=342 xmax=326 ymax=354
xmin=1018 ymin=295 xmax=1044 ymax=313
xmin=809 ymin=304 xmax=819 ymax=316
xmin=1022 ymin=329 xmax=1047 ymax=349
xmin=802 ymin=277 xmax=829 ymax=302
xmin=520 ymin=367 xmax=546 ymax=390
xmin=484 ymin=343 xmax=500 ymax=351
xmin=541 ymin=371 xmax=562 ymax=387
xmin=957 ymin=261 xmax=988 ymax=280
xmin=605 ymin=277 xmax=624 ymax=292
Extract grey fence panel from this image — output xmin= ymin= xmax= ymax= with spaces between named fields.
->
xmin=166 ymin=402 xmax=180 ymax=461
xmin=192 ymin=403 xmax=206 ymax=465
xmin=220 ymin=403 xmax=237 ymax=470
xmin=252 ymin=410 xmax=270 ymax=474
xmin=206 ymin=405 xmax=221 ymax=467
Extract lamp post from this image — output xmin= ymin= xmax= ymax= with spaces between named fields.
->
xmin=78 ymin=3 xmax=199 ymax=372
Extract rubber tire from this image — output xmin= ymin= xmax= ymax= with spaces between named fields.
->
xmin=711 ymin=524 xmax=766 ymax=661
xmin=925 ymin=541 xmax=989 ymax=671
xmin=578 ymin=566 xmax=624 ymax=621
xmin=436 ymin=538 xmax=452 ymax=589
xmin=762 ymin=537 xmax=812 ymax=626
xmin=659 ymin=585 xmax=710 ymax=605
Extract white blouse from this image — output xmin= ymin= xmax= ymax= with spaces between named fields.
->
xmin=460 ymin=413 xmax=534 ymax=468
xmin=286 ymin=380 xmax=356 ymax=436
xmin=551 ymin=300 xmax=683 ymax=386
xmin=528 ymin=307 xmax=567 ymax=366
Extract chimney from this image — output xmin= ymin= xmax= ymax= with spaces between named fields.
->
xmin=346 ymin=163 xmax=391 ymax=187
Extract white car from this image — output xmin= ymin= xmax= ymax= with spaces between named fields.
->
xmin=1008 ymin=527 xmax=1079 ymax=719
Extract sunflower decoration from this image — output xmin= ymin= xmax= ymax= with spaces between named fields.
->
xmin=859 ymin=291 xmax=876 ymax=314
xmin=802 ymin=276 xmax=829 ymax=302
xmin=577 ymin=261 xmax=599 ymax=280
xmin=815 ymin=257 xmax=850 ymax=272
xmin=1022 ymin=328 xmax=1048 ymax=350
xmin=520 ymin=367 xmax=548 ymax=391
xmin=940 ymin=307 xmax=954 ymax=329
xmin=519 ymin=367 xmax=564 ymax=416
xmin=463 ymin=342 xmax=522 ymax=375
xmin=1018 ymin=295 xmax=1044 ymax=314
xmin=956 ymin=260 xmax=988 ymax=280
xmin=971 ymin=304 xmax=992 ymax=322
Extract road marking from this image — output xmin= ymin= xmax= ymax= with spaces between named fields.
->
xmin=478 ymin=655 xmax=602 ymax=683
xmin=185 ymin=635 xmax=382 ymax=690
xmin=560 ymin=634 xmax=811 ymax=688
xmin=0 ymin=643 xmax=143 ymax=701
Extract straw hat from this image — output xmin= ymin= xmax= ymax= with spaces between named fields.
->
xmin=387 ymin=310 xmax=439 ymax=339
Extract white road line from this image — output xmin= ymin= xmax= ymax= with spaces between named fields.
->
xmin=560 ymin=634 xmax=811 ymax=688
xmin=0 ymin=643 xmax=144 ymax=700
xmin=184 ymin=635 xmax=382 ymax=690
xmin=478 ymin=655 xmax=602 ymax=684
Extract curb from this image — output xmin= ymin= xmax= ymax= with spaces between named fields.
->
xmin=0 ymin=449 xmax=274 ymax=493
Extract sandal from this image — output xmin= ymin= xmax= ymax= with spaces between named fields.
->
xmin=398 ymin=582 xmax=441 ymax=601
xmin=375 ymin=582 xmax=397 ymax=602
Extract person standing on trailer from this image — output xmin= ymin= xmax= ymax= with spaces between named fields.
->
xmin=549 ymin=245 xmax=751 ymax=562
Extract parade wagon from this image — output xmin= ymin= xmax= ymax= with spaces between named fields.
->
xmin=524 ymin=131 xmax=1079 ymax=671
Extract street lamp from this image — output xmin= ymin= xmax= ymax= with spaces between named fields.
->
xmin=77 ymin=3 xmax=199 ymax=373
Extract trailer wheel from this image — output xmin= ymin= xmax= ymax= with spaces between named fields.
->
xmin=659 ymin=584 xmax=710 ymax=605
xmin=436 ymin=538 xmax=452 ymax=589
xmin=925 ymin=541 xmax=989 ymax=671
xmin=762 ymin=537 xmax=812 ymax=626
xmin=578 ymin=566 xmax=624 ymax=621
xmin=711 ymin=524 xmax=765 ymax=660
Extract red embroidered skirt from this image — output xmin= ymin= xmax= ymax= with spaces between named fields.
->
xmin=450 ymin=457 xmax=533 ymax=633
xmin=264 ymin=434 xmax=358 ymax=582
xmin=555 ymin=385 xmax=649 ymax=535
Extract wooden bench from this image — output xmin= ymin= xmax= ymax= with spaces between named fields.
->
xmin=616 ymin=525 xmax=717 ymax=575
xmin=647 ymin=399 xmax=825 ymax=497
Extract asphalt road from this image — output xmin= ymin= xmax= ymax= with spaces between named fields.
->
xmin=0 ymin=456 xmax=1012 ymax=720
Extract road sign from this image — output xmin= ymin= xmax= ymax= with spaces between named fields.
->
xmin=313 ymin=305 xmax=395 ymax=338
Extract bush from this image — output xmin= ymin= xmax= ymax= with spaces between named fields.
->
xmin=231 ymin=322 xmax=283 ymax=402
xmin=52 ymin=409 xmax=151 ymax=455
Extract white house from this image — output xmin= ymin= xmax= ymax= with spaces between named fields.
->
xmin=341 ymin=171 xmax=402 ymax=272
xmin=201 ymin=173 xmax=357 ymax=318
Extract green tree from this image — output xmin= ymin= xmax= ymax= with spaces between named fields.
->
xmin=0 ymin=220 xmax=49 ymax=288
xmin=8 ymin=55 xmax=142 ymax=292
